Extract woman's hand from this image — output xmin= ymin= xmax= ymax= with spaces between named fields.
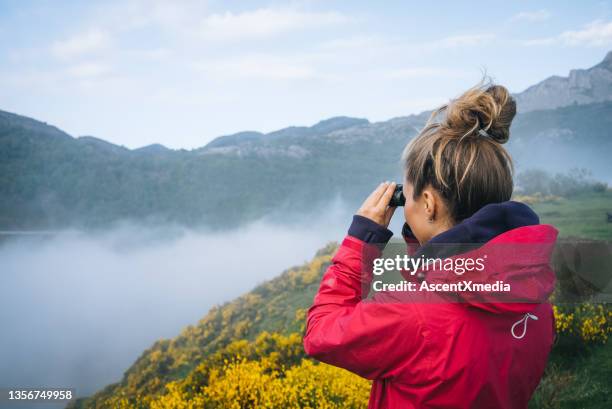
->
xmin=356 ymin=182 xmax=397 ymax=228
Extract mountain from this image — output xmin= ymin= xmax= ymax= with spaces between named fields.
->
xmin=0 ymin=109 xmax=418 ymax=230
xmin=1 ymin=53 xmax=612 ymax=231
xmin=133 ymin=143 xmax=171 ymax=155
xmin=205 ymin=116 xmax=370 ymax=151
xmin=1 ymin=102 xmax=610 ymax=231
xmin=514 ymin=51 xmax=612 ymax=112
xmin=78 ymin=135 xmax=130 ymax=155
xmin=0 ymin=109 xmax=71 ymax=141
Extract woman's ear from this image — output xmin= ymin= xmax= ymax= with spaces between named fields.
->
xmin=421 ymin=188 xmax=436 ymax=222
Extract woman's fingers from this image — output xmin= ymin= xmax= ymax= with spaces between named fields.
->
xmin=364 ymin=182 xmax=388 ymax=207
xmin=384 ymin=206 xmax=397 ymax=226
xmin=356 ymin=181 xmax=397 ymax=228
xmin=377 ymin=182 xmax=396 ymax=211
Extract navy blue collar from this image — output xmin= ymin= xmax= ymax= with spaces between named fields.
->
xmin=414 ymin=201 xmax=540 ymax=258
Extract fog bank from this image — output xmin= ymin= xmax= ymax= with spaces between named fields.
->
xmin=0 ymin=205 xmax=359 ymax=400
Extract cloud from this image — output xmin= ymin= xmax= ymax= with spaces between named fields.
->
xmin=559 ymin=19 xmax=612 ymax=46
xmin=435 ymin=33 xmax=495 ymax=48
xmin=100 ymin=0 xmax=210 ymax=33
xmin=66 ymin=62 xmax=111 ymax=78
xmin=0 ymin=212 xmax=350 ymax=395
xmin=510 ymin=10 xmax=551 ymax=23
xmin=51 ymin=28 xmax=112 ymax=59
xmin=198 ymin=8 xmax=352 ymax=41
xmin=88 ymin=2 xmax=350 ymax=42
xmin=524 ymin=19 xmax=612 ymax=47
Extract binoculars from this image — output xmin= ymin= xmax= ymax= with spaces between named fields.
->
xmin=389 ymin=184 xmax=406 ymax=207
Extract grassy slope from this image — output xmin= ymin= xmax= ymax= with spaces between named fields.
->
xmin=530 ymin=342 xmax=612 ymax=409
xmin=79 ymin=192 xmax=612 ymax=407
xmin=529 ymin=190 xmax=612 ymax=408
xmin=530 ymin=190 xmax=612 ymax=241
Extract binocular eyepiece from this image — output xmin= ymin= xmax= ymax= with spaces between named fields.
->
xmin=389 ymin=183 xmax=405 ymax=207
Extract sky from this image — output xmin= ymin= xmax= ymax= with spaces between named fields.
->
xmin=1 ymin=0 xmax=612 ymax=149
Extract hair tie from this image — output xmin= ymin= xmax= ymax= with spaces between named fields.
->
xmin=478 ymin=129 xmax=490 ymax=138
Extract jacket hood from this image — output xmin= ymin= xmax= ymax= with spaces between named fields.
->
xmin=412 ymin=200 xmax=544 ymax=254
xmin=401 ymin=201 xmax=558 ymax=314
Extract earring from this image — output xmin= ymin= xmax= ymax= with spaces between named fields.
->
xmin=428 ymin=216 xmax=434 ymax=223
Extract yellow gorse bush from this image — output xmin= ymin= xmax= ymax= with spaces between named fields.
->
xmin=553 ymin=303 xmax=611 ymax=344
xmin=149 ymin=356 xmax=371 ymax=409
xmin=106 ymin=331 xmax=369 ymax=409
xmin=553 ymin=305 xmax=575 ymax=334
xmin=513 ymin=193 xmax=562 ymax=205
xmin=105 ymin=304 xmax=611 ymax=409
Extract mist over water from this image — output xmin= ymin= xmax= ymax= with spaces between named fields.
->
xmin=0 ymin=201 xmax=364 ymax=401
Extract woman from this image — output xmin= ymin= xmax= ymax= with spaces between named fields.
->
xmin=303 ymin=83 xmax=557 ymax=409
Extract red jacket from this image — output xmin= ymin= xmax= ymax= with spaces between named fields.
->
xmin=304 ymin=202 xmax=558 ymax=409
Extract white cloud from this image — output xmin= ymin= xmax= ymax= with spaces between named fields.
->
xmin=198 ymin=8 xmax=352 ymax=41
xmin=85 ymin=2 xmax=348 ymax=42
xmin=435 ymin=33 xmax=495 ymax=48
xmin=510 ymin=10 xmax=551 ymax=23
xmin=559 ymin=20 xmax=612 ymax=46
xmin=51 ymin=28 xmax=112 ymax=59
xmin=103 ymin=0 xmax=209 ymax=32
xmin=66 ymin=62 xmax=111 ymax=78
xmin=524 ymin=19 xmax=612 ymax=47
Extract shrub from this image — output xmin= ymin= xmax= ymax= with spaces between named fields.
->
xmin=516 ymin=168 xmax=607 ymax=197
xmin=553 ymin=303 xmax=612 ymax=348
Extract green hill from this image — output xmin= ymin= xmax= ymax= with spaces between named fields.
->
xmin=0 ymin=109 xmax=414 ymax=230
xmin=1 ymin=99 xmax=612 ymax=231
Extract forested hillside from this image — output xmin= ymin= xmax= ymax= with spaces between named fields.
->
xmin=2 ymin=100 xmax=611 ymax=231
xmin=0 ymin=110 xmax=416 ymax=230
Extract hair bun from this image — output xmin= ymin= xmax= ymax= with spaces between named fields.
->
xmin=444 ymin=82 xmax=516 ymax=144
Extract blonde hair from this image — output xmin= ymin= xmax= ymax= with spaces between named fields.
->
xmin=402 ymin=80 xmax=516 ymax=222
